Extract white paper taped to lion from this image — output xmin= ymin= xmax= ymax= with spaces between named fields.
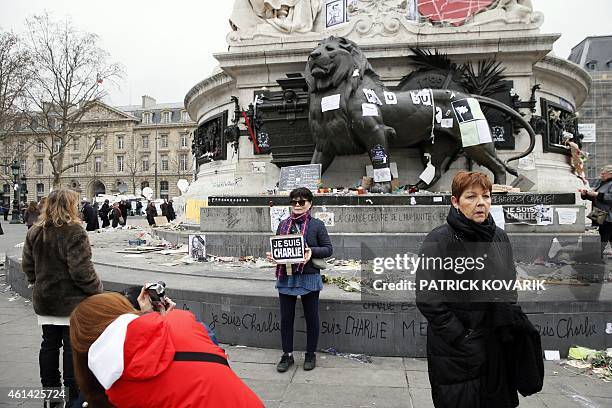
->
xmin=451 ymin=98 xmax=493 ymax=147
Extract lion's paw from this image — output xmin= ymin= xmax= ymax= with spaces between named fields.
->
xmin=370 ymin=182 xmax=392 ymax=194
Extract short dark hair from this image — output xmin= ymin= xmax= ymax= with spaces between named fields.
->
xmin=451 ymin=171 xmax=492 ymax=198
xmin=289 ymin=187 xmax=314 ymax=202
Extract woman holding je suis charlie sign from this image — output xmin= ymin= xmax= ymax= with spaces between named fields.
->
xmin=267 ymin=187 xmax=332 ymax=373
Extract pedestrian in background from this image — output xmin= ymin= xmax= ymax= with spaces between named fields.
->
xmin=146 ymin=201 xmax=157 ymax=226
xmin=579 ymin=165 xmax=612 ymax=256
xmin=2 ymin=202 xmax=8 ymax=221
xmin=99 ymin=199 xmax=110 ymax=228
xmin=166 ymin=199 xmax=176 ymax=222
xmin=118 ymin=200 xmax=128 ymax=226
xmin=21 ymin=188 xmax=103 ymax=407
xmin=266 ymin=187 xmax=332 ymax=372
xmin=81 ymin=199 xmax=99 ymax=232
xmin=24 ymin=201 xmax=41 ymax=229
xmin=110 ymin=202 xmax=123 ymax=228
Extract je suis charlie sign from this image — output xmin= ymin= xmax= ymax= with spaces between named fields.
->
xmin=270 ymin=235 xmax=305 ymax=264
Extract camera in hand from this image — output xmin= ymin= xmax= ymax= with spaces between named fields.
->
xmin=145 ymin=281 xmax=168 ymax=311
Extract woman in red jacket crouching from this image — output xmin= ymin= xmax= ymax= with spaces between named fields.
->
xmin=69 ymin=292 xmax=264 ymax=408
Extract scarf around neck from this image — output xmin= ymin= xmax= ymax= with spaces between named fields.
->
xmin=275 ymin=210 xmax=311 ymax=278
xmin=446 ymin=206 xmax=496 ymax=242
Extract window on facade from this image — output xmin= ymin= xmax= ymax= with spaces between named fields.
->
xmin=182 ymin=111 xmax=190 ymax=122
xmin=36 ymin=183 xmax=44 ymax=199
xmin=37 ymin=141 xmax=44 ymax=153
xmin=142 ymin=135 xmax=149 ymax=148
xmin=162 ymin=111 xmax=171 ymax=123
xmin=117 ymin=135 xmax=124 ymax=149
xmin=180 ymin=154 xmax=188 ymax=171
xmin=20 ymin=160 xmax=26 ymax=174
xmin=72 ymin=140 xmax=79 ymax=151
xmin=117 ymin=156 xmax=124 ymax=172
xmin=160 ymin=181 xmax=169 ymax=199
xmin=94 ymin=157 xmax=102 ymax=173
xmin=37 ymin=159 xmax=44 ymax=175
xmin=53 ymin=140 xmax=61 ymax=153
xmin=160 ymin=135 xmax=168 ymax=148
xmin=73 ymin=158 xmax=79 ymax=173
xmin=141 ymin=181 xmax=149 ymax=189
xmin=142 ymin=157 xmax=149 ymax=172
xmin=95 ymin=137 xmax=102 ymax=150
xmin=18 ymin=141 xmax=25 ymax=152
xmin=587 ymin=60 xmax=597 ymax=70
xmin=142 ymin=112 xmax=152 ymax=124
xmin=180 ymin=134 xmax=188 ymax=148
xmin=161 ymin=155 xmax=168 ymax=171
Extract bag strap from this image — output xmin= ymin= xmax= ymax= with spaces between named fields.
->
xmin=173 ymin=351 xmax=229 ymax=366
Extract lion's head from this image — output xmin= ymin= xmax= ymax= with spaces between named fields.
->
xmin=304 ymin=36 xmax=375 ymax=93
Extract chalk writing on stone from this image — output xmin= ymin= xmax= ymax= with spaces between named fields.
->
xmin=533 ymin=316 xmax=597 ymax=339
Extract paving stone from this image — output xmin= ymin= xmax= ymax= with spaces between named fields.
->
xmin=405 ymin=370 xmax=430 ymax=389
xmin=408 ymin=388 xmax=433 ymax=408
xmin=231 ymin=361 xmax=295 ymax=384
xmin=281 ymin=383 xmax=411 ymax=407
xmin=292 ymin=367 xmax=407 ymax=388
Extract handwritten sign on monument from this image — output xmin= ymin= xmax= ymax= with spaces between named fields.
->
xmin=279 ymin=164 xmax=321 ymax=192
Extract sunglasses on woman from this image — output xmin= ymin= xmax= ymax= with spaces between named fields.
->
xmin=290 ymin=199 xmax=309 ymax=206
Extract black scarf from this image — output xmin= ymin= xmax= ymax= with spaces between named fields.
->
xmin=446 ymin=206 xmax=497 ymax=242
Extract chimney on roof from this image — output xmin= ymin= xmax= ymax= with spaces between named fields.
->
xmin=141 ymin=95 xmax=156 ymax=109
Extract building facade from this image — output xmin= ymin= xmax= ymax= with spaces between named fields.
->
xmin=1 ymin=95 xmax=196 ymax=207
xmin=569 ymin=35 xmax=612 ymax=184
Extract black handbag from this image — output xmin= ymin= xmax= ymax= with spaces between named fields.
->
xmin=0 ymin=223 xmax=3 ymax=235
xmin=587 ymin=206 xmax=608 ymax=225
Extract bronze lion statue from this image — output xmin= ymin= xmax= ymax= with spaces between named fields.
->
xmin=304 ymin=36 xmax=536 ymax=193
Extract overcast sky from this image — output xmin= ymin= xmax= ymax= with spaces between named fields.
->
xmin=1 ymin=0 xmax=610 ymax=106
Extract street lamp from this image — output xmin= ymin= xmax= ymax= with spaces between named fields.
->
xmin=10 ymin=160 xmax=21 ymax=224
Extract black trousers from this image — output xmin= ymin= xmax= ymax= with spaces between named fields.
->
xmin=599 ymin=222 xmax=612 ymax=255
xmin=40 ymin=325 xmax=78 ymax=403
xmin=279 ymin=291 xmax=320 ymax=354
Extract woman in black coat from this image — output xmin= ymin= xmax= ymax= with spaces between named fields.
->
xmin=266 ymin=187 xmax=332 ymax=372
xmin=416 ymin=171 xmax=521 ymax=408
xmin=146 ymin=201 xmax=158 ymax=226
xmin=99 ymin=199 xmax=110 ymax=228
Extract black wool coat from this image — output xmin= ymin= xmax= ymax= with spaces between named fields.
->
xmin=416 ymin=213 xmax=522 ymax=408
xmin=22 ymin=223 xmax=103 ymax=316
xmin=82 ymin=204 xmax=99 ymax=231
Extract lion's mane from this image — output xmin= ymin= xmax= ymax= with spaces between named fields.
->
xmin=305 ymin=37 xmax=383 ymax=155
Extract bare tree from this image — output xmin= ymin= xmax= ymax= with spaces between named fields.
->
xmin=126 ymin=152 xmax=139 ymax=194
xmin=21 ymin=13 xmax=123 ymax=187
xmin=0 ymin=30 xmax=30 ymax=141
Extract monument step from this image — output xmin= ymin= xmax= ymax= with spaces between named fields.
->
xmin=156 ymin=229 xmax=599 ymax=263
xmin=200 ymin=204 xmax=585 ymax=234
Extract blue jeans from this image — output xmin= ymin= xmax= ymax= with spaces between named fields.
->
xmin=40 ymin=325 xmax=78 ymax=404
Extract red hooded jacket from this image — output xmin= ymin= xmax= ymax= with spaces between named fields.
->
xmin=88 ymin=310 xmax=263 ymax=408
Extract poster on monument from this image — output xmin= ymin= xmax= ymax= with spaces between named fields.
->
xmin=503 ymin=205 xmax=553 ymax=225
xmin=189 ymin=234 xmax=207 ymax=261
xmin=326 ymin=0 xmax=346 ymax=28
xmin=270 ymin=206 xmax=291 ymax=233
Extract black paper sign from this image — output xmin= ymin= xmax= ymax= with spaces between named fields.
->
xmin=270 ymin=235 xmax=305 ymax=264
